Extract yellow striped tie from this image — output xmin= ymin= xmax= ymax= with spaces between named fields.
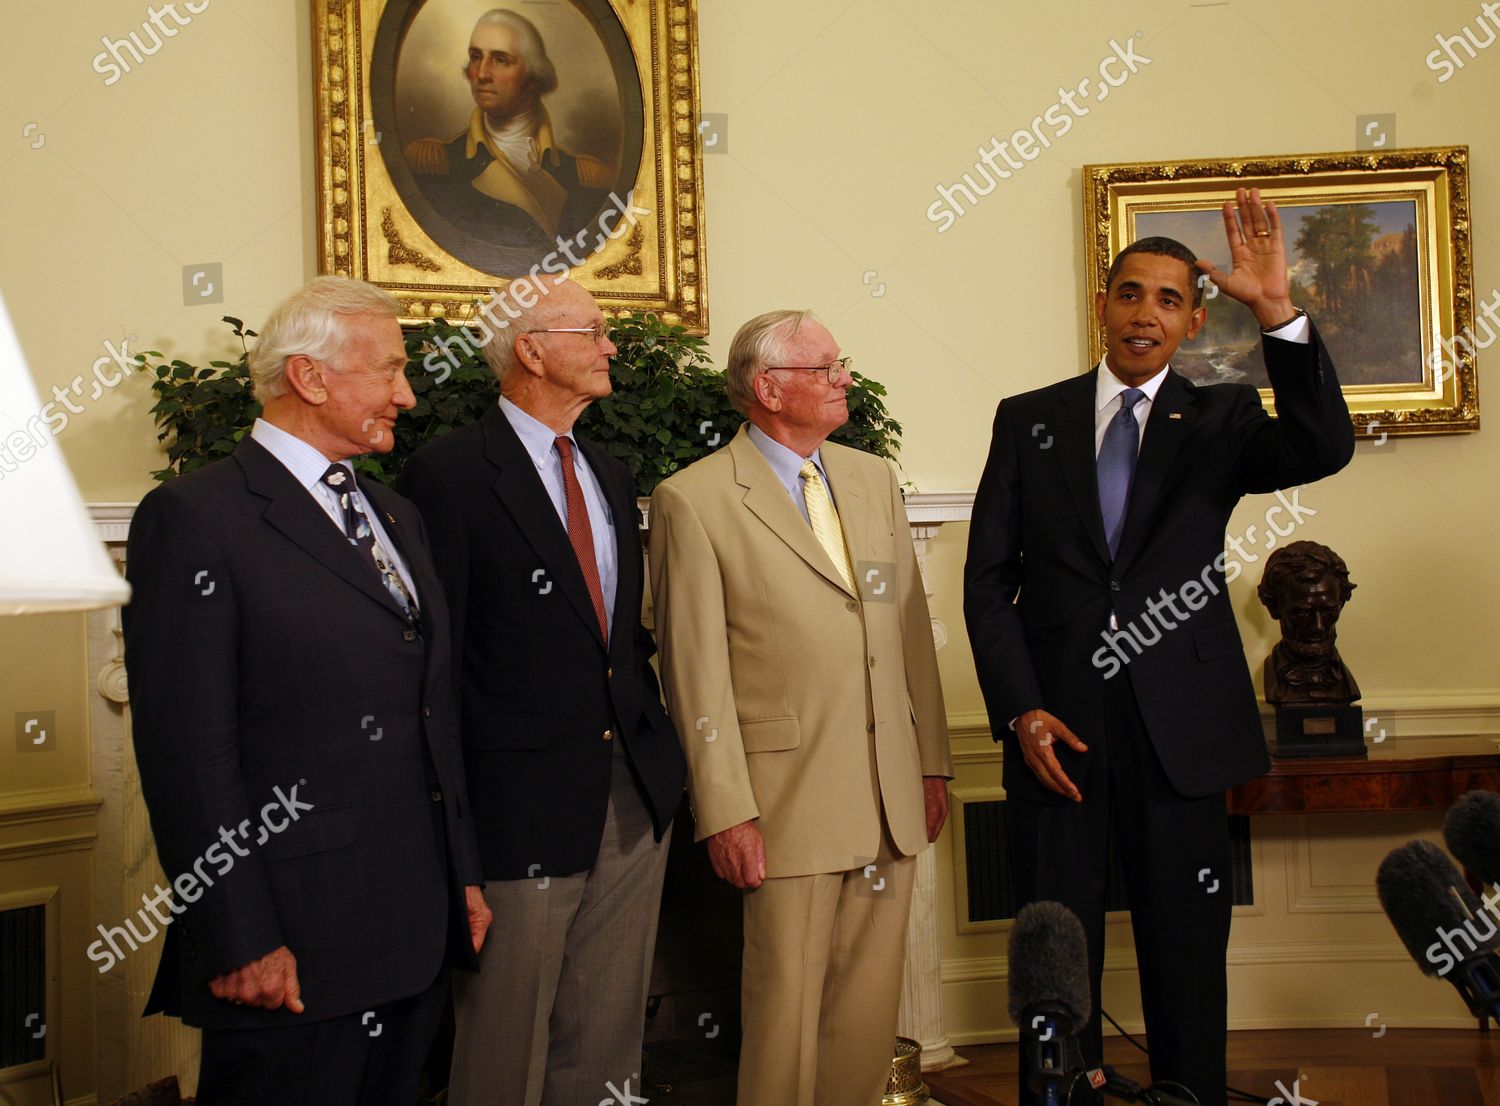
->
xmin=800 ymin=460 xmax=855 ymax=592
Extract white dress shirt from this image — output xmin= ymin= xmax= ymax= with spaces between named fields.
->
xmin=250 ymin=418 xmax=419 ymax=603
xmin=1092 ymin=313 xmax=1311 ymax=458
xmin=498 ymin=396 xmax=618 ymax=635
xmin=746 ymin=423 xmax=837 ymax=523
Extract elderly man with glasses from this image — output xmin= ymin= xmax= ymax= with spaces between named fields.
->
xmin=648 ymin=309 xmax=953 ymax=1106
xmin=401 ymin=275 xmax=684 ymax=1104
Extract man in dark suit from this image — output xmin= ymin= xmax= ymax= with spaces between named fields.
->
xmin=964 ymin=189 xmax=1355 ymax=1106
xmin=400 ymin=276 xmax=683 ymax=1104
xmin=123 ymin=276 xmax=492 ymax=1104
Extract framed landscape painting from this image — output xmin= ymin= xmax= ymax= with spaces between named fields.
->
xmin=1084 ymin=147 xmax=1477 ymax=437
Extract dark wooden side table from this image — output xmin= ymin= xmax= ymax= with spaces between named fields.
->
xmin=1228 ymin=736 xmax=1500 ymax=815
xmin=1229 ymin=735 xmax=1500 ymax=1031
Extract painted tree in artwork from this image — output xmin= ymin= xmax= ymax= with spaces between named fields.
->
xmin=1294 ymin=203 xmax=1380 ymax=318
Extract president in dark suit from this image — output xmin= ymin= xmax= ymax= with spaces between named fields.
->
xmin=400 ymin=275 xmax=684 ymax=1104
xmin=123 ymin=277 xmax=491 ymax=1104
xmin=964 ymin=190 xmax=1355 ymax=1106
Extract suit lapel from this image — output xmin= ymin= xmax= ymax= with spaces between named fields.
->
xmin=731 ymin=427 xmax=856 ymax=597
xmin=1054 ymin=372 xmax=1112 ymax=566
xmin=482 ymin=405 xmax=606 ymax=646
xmin=361 ymin=481 xmax=437 ymax=617
xmin=819 ymin=444 xmax=867 ymax=583
xmin=1115 ymin=370 xmax=1197 ymax=573
xmin=234 ymin=438 xmax=408 ymax=621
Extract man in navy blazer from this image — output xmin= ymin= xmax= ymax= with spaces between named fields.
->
xmin=401 ymin=275 xmax=684 ymax=1104
xmin=124 ymin=277 xmax=490 ymax=1105
xmin=965 ymin=190 xmax=1355 ymax=1106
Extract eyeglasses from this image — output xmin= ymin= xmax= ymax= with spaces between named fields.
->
xmin=764 ymin=356 xmax=853 ymax=385
xmin=526 ymin=322 xmax=612 ymax=344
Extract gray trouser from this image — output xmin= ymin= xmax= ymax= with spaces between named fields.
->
xmin=447 ymin=742 xmax=670 ymax=1106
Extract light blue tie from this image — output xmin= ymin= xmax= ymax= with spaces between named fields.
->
xmin=1097 ymin=388 xmax=1145 ymax=560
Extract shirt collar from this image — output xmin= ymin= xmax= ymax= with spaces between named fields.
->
xmin=746 ymin=423 xmax=827 ymax=488
xmin=1095 ymin=359 xmax=1170 ymax=415
xmin=251 ymin=418 xmax=349 ymax=492
xmin=499 ymin=396 xmax=573 ymax=471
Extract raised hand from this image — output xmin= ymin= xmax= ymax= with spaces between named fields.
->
xmin=1194 ymin=187 xmax=1298 ymax=329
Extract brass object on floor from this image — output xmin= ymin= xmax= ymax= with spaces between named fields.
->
xmin=883 ymin=1036 xmax=929 ymax=1105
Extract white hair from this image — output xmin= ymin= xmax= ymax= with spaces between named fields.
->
xmin=248 ymin=277 xmax=400 ymax=402
xmin=725 ymin=309 xmax=817 ymax=414
xmin=471 ymin=9 xmax=558 ymax=96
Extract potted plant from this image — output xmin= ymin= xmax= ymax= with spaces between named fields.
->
xmin=137 ymin=312 xmax=903 ymax=496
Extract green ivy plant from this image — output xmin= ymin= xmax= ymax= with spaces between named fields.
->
xmin=137 ymin=312 xmax=903 ymax=496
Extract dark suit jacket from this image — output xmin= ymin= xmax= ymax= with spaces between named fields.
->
xmin=123 ymin=437 xmax=483 ymax=1030
xmin=400 ymin=404 xmax=684 ymax=880
xmin=964 ymin=327 xmax=1355 ymax=802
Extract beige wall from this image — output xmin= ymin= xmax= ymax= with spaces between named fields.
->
xmin=2 ymin=0 xmax=1498 ymax=1092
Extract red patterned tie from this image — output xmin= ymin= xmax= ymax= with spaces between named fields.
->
xmin=555 ymin=436 xmax=609 ymax=640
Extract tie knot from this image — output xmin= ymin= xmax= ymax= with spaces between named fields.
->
xmin=321 ymin=463 xmax=353 ymax=491
xmin=799 ymin=460 xmax=821 ymax=483
xmin=1121 ymin=388 xmax=1145 ymax=412
xmin=555 ymin=436 xmax=575 ymax=462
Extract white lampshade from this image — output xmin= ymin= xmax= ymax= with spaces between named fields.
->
xmin=0 ymin=289 xmax=131 ymax=614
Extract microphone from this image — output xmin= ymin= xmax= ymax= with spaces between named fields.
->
xmin=1445 ymin=789 xmax=1500 ymax=888
xmin=1008 ymin=902 xmax=1092 ymax=1106
xmin=1376 ymin=839 xmax=1500 ymax=1020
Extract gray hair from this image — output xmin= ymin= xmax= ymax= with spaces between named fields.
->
xmin=479 ymin=282 xmax=557 ymax=385
xmin=725 ymin=309 xmax=816 ymax=414
xmin=470 ymin=9 xmax=558 ymax=97
xmin=247 ymin=277 xmax=401 ymax=402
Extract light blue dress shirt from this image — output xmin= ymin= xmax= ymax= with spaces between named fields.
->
xmin=498 ymin=396 xmax=618 ymax=636
xmin=746 ymin=422 xmax=837 ymax=523
xmin=250 ymin=418 xmax=419 ymax=604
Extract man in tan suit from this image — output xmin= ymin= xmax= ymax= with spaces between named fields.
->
xmin=649 ymin=309 xmax=953 ymax=1106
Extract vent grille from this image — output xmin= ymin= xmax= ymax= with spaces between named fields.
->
xmin=1 ymin=903 xmax=46 ymax=1068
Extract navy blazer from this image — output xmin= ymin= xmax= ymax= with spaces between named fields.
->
xmin=964 ymin=326 xmax=1355 ymax=801
xmin=123 ymin=437 xmax=483 ymax=1029
xmin=401 ymin=403 xmax=685 ymax=880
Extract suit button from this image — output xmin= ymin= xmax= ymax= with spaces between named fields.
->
xmin=868 ymin=657 xmax=877 ymax=668
xmin=403 ymin=628 xmax=417 ymax=641
xmin=1110 ymin=580 xmax=1121 ymax=592
xmin=867 ymin=722 xmax=876 ymax=734
xmin=602 ymin=729 xmax=614 ymax=741
xmin=422 ymin=707 xmax=431 ymax=718
xmin=607 ymin=667 xmax=614 ymax=678
xmin=846 ymin=600 xmax=859 ymax=612
xmin=429 ymin=790 xmax=443 ymax=803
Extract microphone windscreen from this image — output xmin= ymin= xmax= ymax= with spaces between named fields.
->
xmin=1376 ymin=840 xmax=1484 ymax=975
xmin=1007 ymin=900 xmax=1091 ymax=1033
xmin=1445 ymin=790 xmax=1500 ymax=888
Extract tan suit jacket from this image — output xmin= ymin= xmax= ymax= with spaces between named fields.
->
xmin=648 ymin=425 xmax=952 ymax=877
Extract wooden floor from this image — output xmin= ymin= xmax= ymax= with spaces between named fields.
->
xmin=925 ymin=1029 xmax=1500 ymax=1106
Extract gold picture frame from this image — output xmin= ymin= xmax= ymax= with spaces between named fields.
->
xmin=1084 ymin=146 xmax=1477 ymax=437
xmin=313 ymin=0 xmax=707 ymax=330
